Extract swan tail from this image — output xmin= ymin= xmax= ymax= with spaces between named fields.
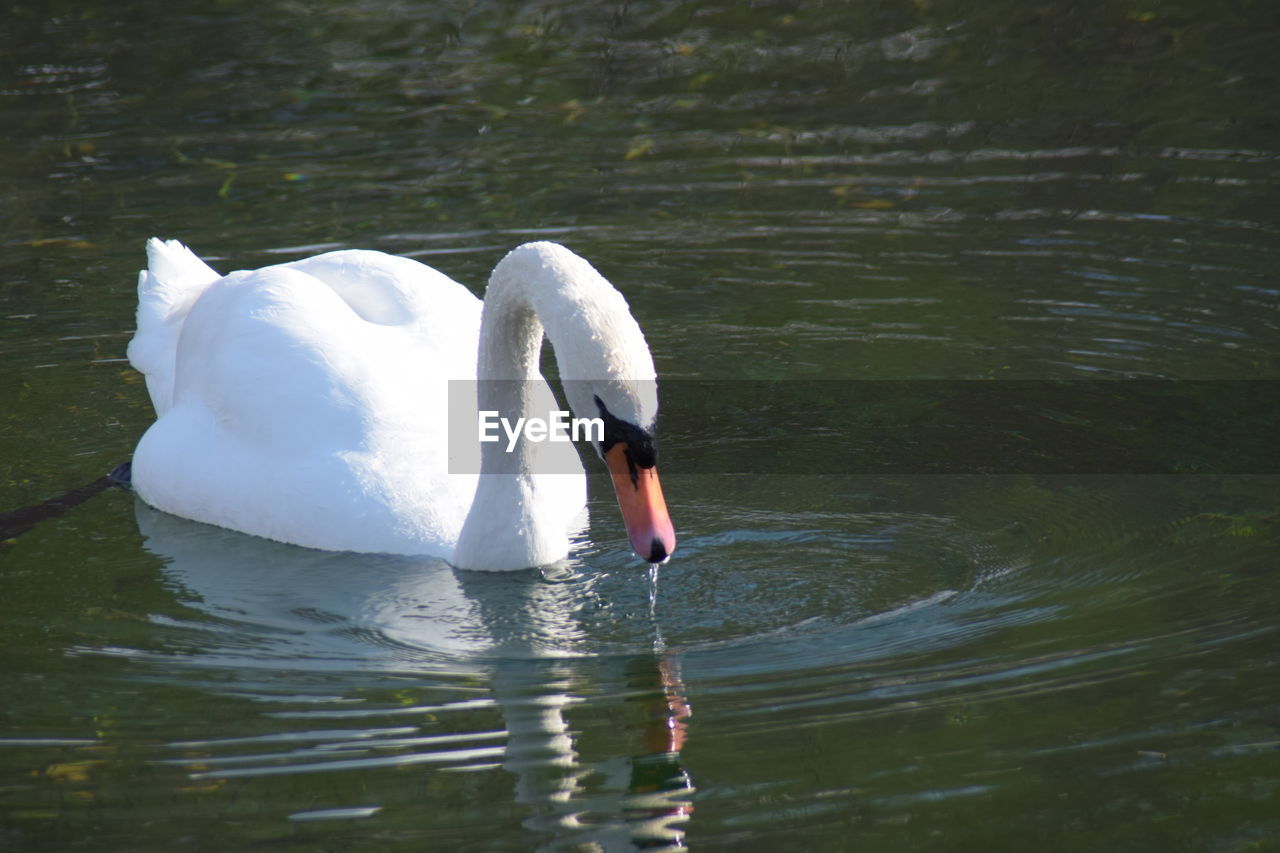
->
xmin=127 ymin=238 xmax=223 ymax=416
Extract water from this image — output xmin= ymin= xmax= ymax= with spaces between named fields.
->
xmin=2 ymin=1 xmax=1278 ymax=849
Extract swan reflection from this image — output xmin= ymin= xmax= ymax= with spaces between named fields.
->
xmin=135 ymin=502 xmax=693 ymax=849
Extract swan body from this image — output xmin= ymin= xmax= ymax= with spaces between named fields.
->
xmin=127 ymin=239 xmax=674 ymax=570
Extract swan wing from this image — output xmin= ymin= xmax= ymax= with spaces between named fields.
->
xmin=131 ymin=246 xmax=483 ymax=556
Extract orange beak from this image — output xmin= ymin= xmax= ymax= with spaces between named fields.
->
xmin=604 ymin=443 xmax=676 ymax=564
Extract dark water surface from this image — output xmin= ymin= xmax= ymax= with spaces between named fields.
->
xmin=2 ymin=2 xmax=1278 ymax=850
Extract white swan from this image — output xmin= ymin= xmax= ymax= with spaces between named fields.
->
xmin=127 ymin=238 xmax=675 ymax=570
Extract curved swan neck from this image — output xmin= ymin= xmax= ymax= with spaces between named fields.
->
xmin=479 ymin=242 xmax=641 ymax=382
xmin=476 ymin=265 xmax=544 ymax=385
xmin=476 ymin=241 xmax=658 ymax=430
xmin=472 ymin=244 xmax=573 ymax=481
xmin=454 ymin=242 xmax=659 ymax=570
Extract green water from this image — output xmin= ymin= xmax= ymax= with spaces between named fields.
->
xmin=2 ymin=1 xmax=1278 ymax=850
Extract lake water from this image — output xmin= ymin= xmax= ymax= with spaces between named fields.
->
xmin=2 ymin=2 xmax=1278 ymax=850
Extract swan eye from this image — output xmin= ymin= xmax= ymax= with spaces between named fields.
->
xmin=594 ymin=394 xmax=658 ymax=468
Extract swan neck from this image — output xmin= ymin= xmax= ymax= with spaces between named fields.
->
xmin=473 ymin=253 xmax=555 ymax=478
xmin=454 ymin=242 xmax=657 ymax=569
xmin=476 ymin=284 xmax=544 ymax=384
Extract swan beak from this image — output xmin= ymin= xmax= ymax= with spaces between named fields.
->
xmin=604 ymin=444 xmax=676 ymax=564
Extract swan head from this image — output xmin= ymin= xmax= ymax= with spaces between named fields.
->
xmin=589 ymin=387 xmax=675 ymax=565
xmin=551 ymin=290 xmax=673 ymax=566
